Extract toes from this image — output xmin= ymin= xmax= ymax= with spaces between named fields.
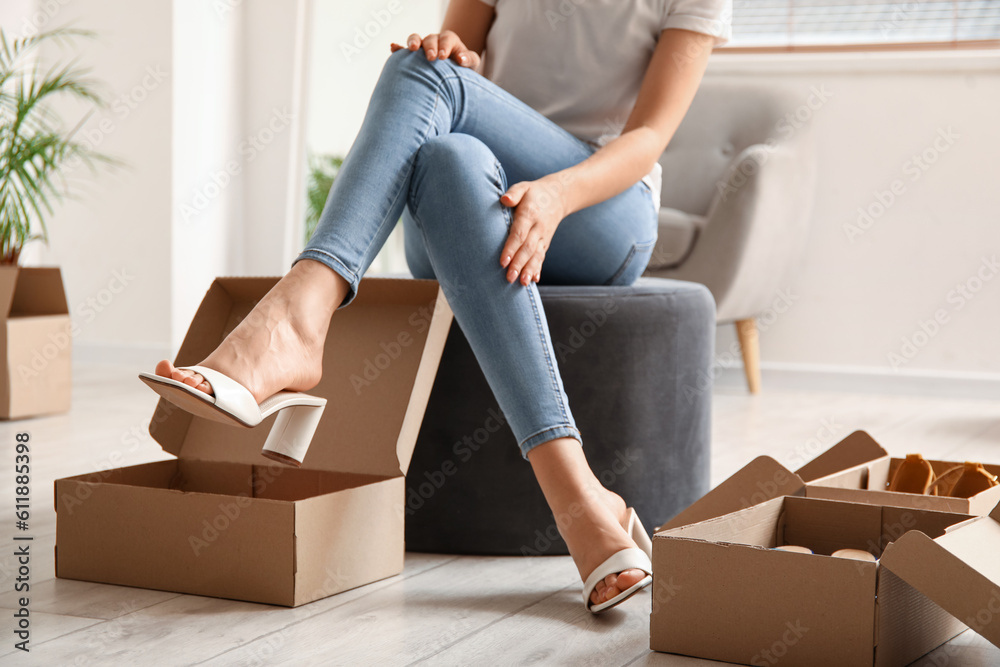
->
xmin=154 ymin=359 xmax=174 ymax=377
xmin=603 ymin=573 xmax=621 ymax=601
xmin=592 ymin=570 xmax=648 ymax=606
xmin=591 ymin=580 xmax=609 ymax=605
xmin=614 ymin=568 xmax=647 ymax=594
xmin=154 ymin=360 xmax=214 ymax=396
xmin=177 ymin=370 xmax=203 ymax=388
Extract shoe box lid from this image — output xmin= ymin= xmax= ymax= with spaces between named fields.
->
xmin=146 ymin=276 xmax=453 ymax=478
xmin=659 ymin=430 xmax=890 ymax=531
xmin=879 ymin=499 xmax=1000 ymax=648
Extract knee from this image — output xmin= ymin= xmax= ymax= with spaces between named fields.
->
xmin=414 ymin=134 xmax=498 ymax=182
xmin=380 ymin=47 xmax=452 ymax=84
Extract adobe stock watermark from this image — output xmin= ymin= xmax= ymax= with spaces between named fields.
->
xmin=11 ymin=0 xmax=71 ymax=39
xmin=340 ymin=0 xmax=404 ymax=62
xmin=520 ymin=447 xmax=643 ymax=556
xmin=16 ymin=268 xmax=134 ymax=383
xmin=878 ymin=1 xmax=925 ymax=38
xmin=179 ymin=107 xmax=295 ymax=223
xmin=751 ymin=620 xmax=809 ymax=666
xmin=544 ymin=0 xmax=584 ymax=30
xmin=553 ymin=297 xmax=619 ymax=364
xmin=214 ymin=0 xmax=242 ymax=18
xmin=784 ymin=417 xmax=847 ymax=470
xmin=963 ymin=586 xmax=1000 ymax=647
xmin=843 ymin=126 xmax=959 ymax=243
xmin=349 ymin=295 xmax=444 ymax=395
xmin=402 ymin=404 xmax=508 ymax=518
xmin=716 ymin=85 xmax=833 ymax=204
xmin=63 ymin=65 xmax=169 ymax=173
xmin=188 ymin=463 xmax=290 ymax=556
xmin=887 ymin=254 xmax=998 ymax=371
xmin=58 ymin=400 xmax=181 ymax=517
xmin=682 ymin=287 xmax=799 ymax=401
xmin=649 ymin=576 xmax=683 ymax=615
xmin=69 ymin=600 xmax=144 ymax=667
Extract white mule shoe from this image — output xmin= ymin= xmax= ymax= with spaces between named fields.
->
xmin=138 ymin=365 xmax=326 ymax=467
xmin=583 ymin=508 xmax=654 ymax=614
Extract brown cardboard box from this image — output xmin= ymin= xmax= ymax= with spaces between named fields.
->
xmin=660 ymin=431 xmax=1000 ymax=531
xmin=54 ymin=277 xmax=452 ymax=606
xmin=0 ymin=266 xmax=72 ymax=419
xmin=650 ymin=495 xmax=1000 ymax=665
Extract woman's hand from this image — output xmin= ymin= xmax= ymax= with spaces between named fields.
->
xmin=390 ymin=31 xmax=481 ymax=69
xmin=499 ymin=175 xmax=570 ymax=286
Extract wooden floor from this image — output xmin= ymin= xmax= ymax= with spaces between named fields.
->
xmin=1 ymin=362 xmax=999 ymax=666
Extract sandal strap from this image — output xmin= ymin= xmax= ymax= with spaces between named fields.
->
xmin=180 ymin=365 xmax=262 ymax=424
xmin=582 ymin=547 xmax=653 ymax=607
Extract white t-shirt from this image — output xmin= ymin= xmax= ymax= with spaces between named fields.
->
xmin=477 ymin=0 xmax=732 ymax=208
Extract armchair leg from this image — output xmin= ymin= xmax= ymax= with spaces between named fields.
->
xmin=735 ymin=318 xmax=761 ymax=394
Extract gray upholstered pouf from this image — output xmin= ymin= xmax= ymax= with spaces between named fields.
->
xmin=404 ymin=278 xmax=715 ymax=555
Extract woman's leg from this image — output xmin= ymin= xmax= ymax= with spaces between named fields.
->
xmin=156 ymin=49 xmax=656 ymax=606
xmin=160 ymin=48 xmax=630 ymax=420
xmin=402 ymin=129 xmax=658 ymax=606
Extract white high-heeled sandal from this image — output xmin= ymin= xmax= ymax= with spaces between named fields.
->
xmin=138 ymin=365 xmax=326 ymax=467
xmin=583 ymin=508 xmax=654 ymax=614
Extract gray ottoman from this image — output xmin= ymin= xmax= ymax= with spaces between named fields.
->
xmin=405 ymin=278 xmax=715 ymax=555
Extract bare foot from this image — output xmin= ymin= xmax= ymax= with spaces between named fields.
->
xmin=153 ymin=260 xmax=349 ymax=403
xmin=527 ymin=439 xmax=650 ymax=608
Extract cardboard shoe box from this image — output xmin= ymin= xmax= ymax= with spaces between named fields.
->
xmin=660 ymin=430 xmax=1000 ymax=531
xmin=0 ymin=266 xmax=72 ymax=419
xmin=54 ymin=277 xmax=452 ymax=606
xmin=650 ymin=495 xmax=1000 ymax=666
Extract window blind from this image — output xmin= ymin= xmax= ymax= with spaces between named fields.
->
xmin=728 ymin=1 xmax=1000 ymax=48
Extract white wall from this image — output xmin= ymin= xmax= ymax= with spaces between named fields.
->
xmin=6 ymin=0 xmax=313 ymax=362
xmin=706 ymin=52 xmax=1000 ymax=384
xmin=12 ymin=0 xmax=174 ymax=364
xmin=172 ymin=0 xmax=244 ymax=348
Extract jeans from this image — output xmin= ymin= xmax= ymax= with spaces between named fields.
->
xmin=295 ymin=49 xmax=658 ymax=459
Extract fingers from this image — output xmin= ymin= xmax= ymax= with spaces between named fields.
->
xmin=437 ymin=31 xmax=459 ymax=60
xmin=521 ymin=250 xmax=545 ymax=286
xmin=500 ymin=182 xmax=529 ymax=209
xmin=507 ymin=229 xmax=543 ymax=284
xmin=437 ymin=32 xmax=479 ymax=68
xmin=421 ymin=34 xmax=439 ymax=60
xmin=394 ymin=32 xmax=479 ymax=68
xmin=500 ymin=208 xmax=528 ymax=269
xmin=452 ymin=48 xmax=480 ymax=69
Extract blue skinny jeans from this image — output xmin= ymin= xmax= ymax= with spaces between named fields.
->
xmin=295 ymin=49 xmax=658 ymax=458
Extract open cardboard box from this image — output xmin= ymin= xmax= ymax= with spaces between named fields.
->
xmin=660 ymin=430 xmax=1000 ymax=531
xmin=0 ymin=266 xmax=72 ymax=419
xmin=54 ymin=277 xmax=452 ymax=606
xmin=650 ymin=495 xmax=1000 ymax=666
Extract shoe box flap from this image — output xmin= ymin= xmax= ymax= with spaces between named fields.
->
xmin=795 ymin=430 xmax=889 ymax=486
xmin=147 ymin=276 xmax=453 ymax=477
xmin=0 ymin=266 xmax=70 ymax=317
xmin=879 ymin=499 xmax=1000 ymax=649
xmin=658 ymin=456 xmax=806 ymax=531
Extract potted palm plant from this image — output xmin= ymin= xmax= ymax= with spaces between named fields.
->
xmin=1 ymin=27 xmax=108 ymax=263
xmin=0 ymin=27 xmax=110 ymax=419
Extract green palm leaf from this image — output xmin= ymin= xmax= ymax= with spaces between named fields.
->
xmin=0 ymin=26 xmax=112 ymax=265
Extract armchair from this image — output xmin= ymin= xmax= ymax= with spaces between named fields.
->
xmin=645 ymin=80 xmax=817 ymax=392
